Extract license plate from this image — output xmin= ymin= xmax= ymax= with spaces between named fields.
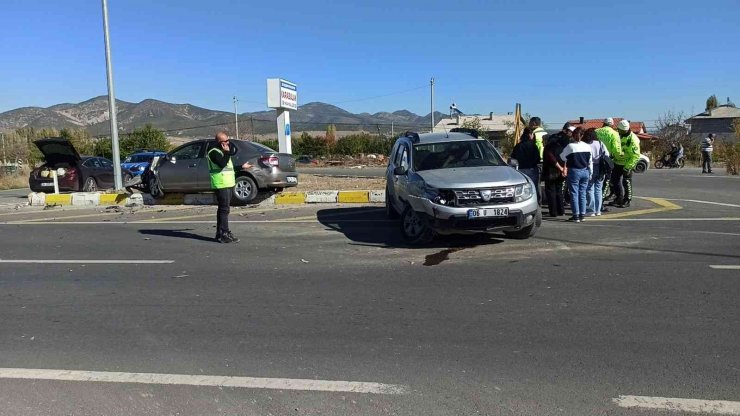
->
xmin=40 ymin=182 xmax=54 ymax=187
xmin=467 ymin=207 xmax=509 ymax=219
xmin=286 ymin=176 xmax=297 ymax=183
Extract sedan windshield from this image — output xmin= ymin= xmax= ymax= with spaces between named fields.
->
xmin=413 ymin=140 xmax=506 ymax=171
xmin=124 ymin=155 xmax=152 ymax=163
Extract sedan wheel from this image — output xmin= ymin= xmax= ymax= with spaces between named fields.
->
xmin=83 ymin=177 xmax=98 ymax=192
xmin=400 ymin=205 xmax=434 ymax=245
xmin=148 ymin=175 xmax=164 ymax=198
xmin=232 ymin=176 xmax=258 ymax=204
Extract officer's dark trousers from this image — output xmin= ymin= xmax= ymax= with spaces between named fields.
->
xmin=610 ymin=164 xmax=633 ymax=204
xmin=215 ymin=187 xmax=232 ymax=237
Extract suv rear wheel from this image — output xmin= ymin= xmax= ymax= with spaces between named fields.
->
xmin=400 ymin=205 xmax=434 ymax=245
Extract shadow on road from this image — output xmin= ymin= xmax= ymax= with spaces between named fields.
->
xmin=139 ymin=229 xmax=215 ymax=242
xmin=316 ymin=207 xmax=505 ymax=250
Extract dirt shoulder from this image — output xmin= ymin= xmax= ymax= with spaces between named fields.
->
xmin=292 ymin=174 xmax=385 ymax=192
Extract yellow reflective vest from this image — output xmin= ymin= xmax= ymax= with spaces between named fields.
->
xmin=207 ymin=148 xmax=236 ymax=189
xmin=533 ymin=127 xmax=547 ymax=160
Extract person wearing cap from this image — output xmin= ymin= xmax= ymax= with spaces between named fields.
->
xmin=596 ymin=118 xmax=622 ymax=208
xmin=701 ymin=134 xmax=714 ymax=173
xmin=610 ymin=120 xmax=641 ymax=208
xmin=529 ymin=117 xmax=548 ymax=160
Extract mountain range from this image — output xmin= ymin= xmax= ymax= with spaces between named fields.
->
xmin=0 ymin=96 xmax=445 ymax=138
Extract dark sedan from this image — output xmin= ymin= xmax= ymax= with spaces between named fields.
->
xmin=29 ymin=138 xmax=133 ymax=192
xmin=148 ymin=139 xmax=298 ymax=204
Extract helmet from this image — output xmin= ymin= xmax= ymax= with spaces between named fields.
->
xmin=617 ymin=120 xmax=631 ymax=132
xmin=604 ymin=117 xmax=614 ymax=126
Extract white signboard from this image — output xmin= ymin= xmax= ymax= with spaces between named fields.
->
xmin=267 ymin=78 xmax=298 ymax=110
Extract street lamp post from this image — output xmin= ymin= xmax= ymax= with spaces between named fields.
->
xmin=101 ymin=0 xmax=122 ymax=190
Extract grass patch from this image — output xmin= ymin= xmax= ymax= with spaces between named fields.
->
xmin=0 ymin=172 xmax=28 ymax=190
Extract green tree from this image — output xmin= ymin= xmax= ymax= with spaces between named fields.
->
xmin=119 ymin=124 xmax=171 ymax=160
xmin=460 ymin=117 xmax=484 ymax=132
xmin=325 ymin=124 xmax=337 ymax=144
xmin=706 ymin=94 xmax=719 ymax=111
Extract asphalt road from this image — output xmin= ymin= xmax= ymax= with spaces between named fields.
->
xmin=0 ymin=170 xmax=738 ymax=415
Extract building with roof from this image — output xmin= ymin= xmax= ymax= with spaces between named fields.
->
xmin=685 ymin=104 xmax=740 ymax=141
xmin=433 ymin=112 xmax=516 ymax=147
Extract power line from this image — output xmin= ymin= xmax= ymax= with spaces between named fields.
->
xmin=324 ymin=84 xmax=429 ymax=104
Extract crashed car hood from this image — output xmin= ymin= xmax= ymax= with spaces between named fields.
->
xmin=417 ymin=166 xmax=528 ymax=189
xmin=34 ymin=138 xmax=81 ymax=166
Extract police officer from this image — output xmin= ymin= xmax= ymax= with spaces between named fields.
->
xmin=209 ymin=131 xmax=252 ymax=243
xmin=595 ymin=118 xmax=622 ymax=207
xmin=610 ymin=120 xmax=640 ymax=208
xmin=529 ymin=117 xmax=548 ymax=161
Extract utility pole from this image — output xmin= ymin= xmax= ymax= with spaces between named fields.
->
xmin=430 ymin=77 xmax=435 ymax=132
xmin=233 ymin=96 xmax=239 ymax=140
xmin=101 ymin=0 xmax=122 ymax=190
xmin=391 ymin=121 xmax=394 ymax=137
xmin=250 ymin=116 xmax=255 ymax=141
xmin=1 ymin=133 xmax=5 ymax=164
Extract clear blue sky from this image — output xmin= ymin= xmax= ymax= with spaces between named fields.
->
xmin=2 ymin=0 xmax=739 ymax=127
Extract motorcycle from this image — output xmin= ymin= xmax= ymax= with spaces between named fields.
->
xmin=654 ymin=153 xmax=685 ymax=169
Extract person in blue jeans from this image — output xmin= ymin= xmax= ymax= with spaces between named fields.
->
xmin=560 ymin=127 xmax=593 ymax=223
xmin=584 ymin=128 xmax=610 ymax=216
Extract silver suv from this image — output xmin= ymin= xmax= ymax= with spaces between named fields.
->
xmin=385 ymin=131 xmax=541 ymax=244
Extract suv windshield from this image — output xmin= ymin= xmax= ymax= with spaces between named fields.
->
xmin=413 ymin=140 xmax=505 ymax=171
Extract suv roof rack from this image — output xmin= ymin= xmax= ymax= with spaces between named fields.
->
xmin=449 ymin=128 xmax=479 ymax=138
xmin=402 ymin=131 xmax=420 ymax=143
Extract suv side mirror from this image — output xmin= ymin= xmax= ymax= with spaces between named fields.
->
xmin=507 ymin=158 xmax=519 ymax=170
xmin=169 ymin=156 xmax=177 ymax=164
xmin=393 ymin=166 xmax=408 ymax=176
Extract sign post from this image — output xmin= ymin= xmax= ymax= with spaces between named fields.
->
xmin=267 ymin=78 xmax=297 ymax=154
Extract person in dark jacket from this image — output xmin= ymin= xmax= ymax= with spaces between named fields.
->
xmin=542 ymin=132 xmax=567 ymax=217
xmin=510 ymin=127 xmax=541 ymax=203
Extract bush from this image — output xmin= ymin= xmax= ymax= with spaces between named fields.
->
xmin=261 ymin=133 xmax=393 ymax=158
xmin=714 ymin=140 xmax=740 ymax=175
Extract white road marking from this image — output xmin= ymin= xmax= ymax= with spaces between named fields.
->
xmin=0 ymin=368 xmax=406 ymax=395
xmin=0 ymin=260 xmax=173 ymax=264
xmin=709 ymin=265 xmax=740 ymax=270
xmin=613 ymin=395 xmax=740 ymax=415
xmin=594 ymin=217 xmax=740 ymax=222
xmin=661 ymin=199 xmax=740 ymax=208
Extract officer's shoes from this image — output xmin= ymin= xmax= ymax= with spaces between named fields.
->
xmin=225 ymin=232 xmax=240 ymax=243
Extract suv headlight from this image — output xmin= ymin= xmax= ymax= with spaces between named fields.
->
xmin=515 ymin=182 xmax=533 ymax=202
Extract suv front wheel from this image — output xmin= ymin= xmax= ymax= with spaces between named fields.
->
xmin=503 ymin=209 xmax=542 ymax=239
xmin=400 ymin=205 xmax=435 ymax=245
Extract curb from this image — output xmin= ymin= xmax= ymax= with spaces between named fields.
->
xmin=27 ymin=190 xmax=384 ymax=207
xmin=28 ymin=192 xmax=143 ymax=207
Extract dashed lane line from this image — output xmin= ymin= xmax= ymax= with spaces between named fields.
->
xmin=0 ymin=368 xmax=406 ymax=395
xmin=709 ymin=265 xmax=740 ymax=270
xmin=613 ymin=395 xmax=740 ymax=415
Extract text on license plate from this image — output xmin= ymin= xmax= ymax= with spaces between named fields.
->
xmin=467 ymin=208 xmax=509 ymax=219
xmin=286 ymin=176 xmax=298 ymax=183
xmin=41 ymin=182 xmax=54 ymax=187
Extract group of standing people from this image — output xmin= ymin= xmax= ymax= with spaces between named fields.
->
xmin=511 ymin=117 xmax=641 ymax=223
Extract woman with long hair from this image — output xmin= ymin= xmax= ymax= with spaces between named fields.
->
xmin=560 ymin=127 xmax=593 ymax=222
